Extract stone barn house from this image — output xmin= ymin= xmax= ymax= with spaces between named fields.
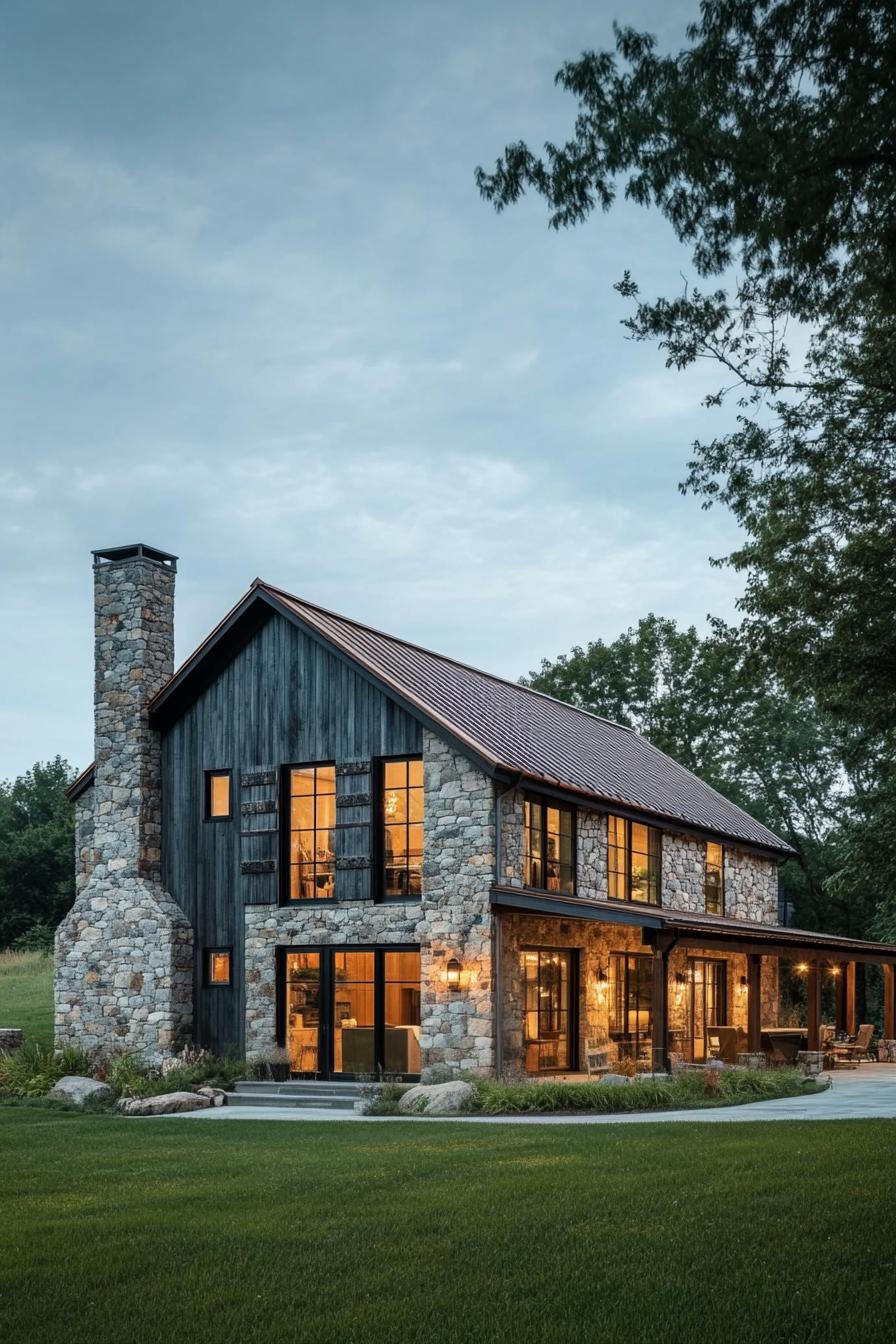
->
xmin=56 ymin=544 xmax=896 ymax=1077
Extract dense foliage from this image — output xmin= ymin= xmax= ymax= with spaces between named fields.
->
xmin=478 ymin=1 xmax=895 ymax=936
xmin=0 ymin=758 xmax=76 ymax=949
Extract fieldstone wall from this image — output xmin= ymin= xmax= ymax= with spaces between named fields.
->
xmin=577 ymin=808 xmax=608 ymax=898
xmin=662 ymin=831 xmax=707 ymax=913
xmin=74 ymin=792 xmax=94 ymax=898
xmin=499 ymin=788 xmax=524 ymax=887
xmin=725 ymin=849 xmax=779 ymax=924
xmin=418 ymin=731 xmax=495 ymax=1077
xmin=55 ymin=552 xmax=193 ymax=1061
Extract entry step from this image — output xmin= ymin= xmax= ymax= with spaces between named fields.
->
xmin=227 ymin=1080 xmax=367 ymax=1111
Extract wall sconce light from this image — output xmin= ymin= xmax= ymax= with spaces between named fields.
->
xmin=674 ymin=972 xmax=688 ymax=986
xmin=446 ymin=957 xmax=461 ymax=992
xmin=795 ymin=962 xmax=809 ymax=975
xmin=738 ymin=975 xmax=748 ymax=996
xmin=594 ymin=967 xmax=608 ymax=1000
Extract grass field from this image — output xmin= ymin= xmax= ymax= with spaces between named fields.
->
xmin=0 ymin=951 xmax=53 ymax=1047
xmin=1 ymin=1108 xmax=895 ymax=1344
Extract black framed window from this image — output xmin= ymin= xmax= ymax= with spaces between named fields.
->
xmin=205 ymin=948 xmax=232 ymax=986
xmin=205 ymin=770 xmax=232 ymax=820
xmin=524 ymin=796 xmax=575 ymax=893
xmin=705 ymin=842 xmax=724 ymax=915
xmin=608 ymin=815 xmax=661 ymax=904
xmin=285 ymin=764 xmax=336 ymax=901
xmin=380 ymin=758 xmax=423 ymax=900
xmin=608 ymin=952 xmax=653 ymax=1056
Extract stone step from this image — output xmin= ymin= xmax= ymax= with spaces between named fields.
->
xmin=233 ymin=1079 xmax=365 ymax=1098
xmin=223 ymin=1091 xmax=359 ymax=1111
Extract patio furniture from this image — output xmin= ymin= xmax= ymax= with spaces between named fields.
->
xmin=585 ymin=1037 xmax=612 ymax=1077
xmin=831 ymin=1023 xmax=874 ymax=1067
xmin=706 ymin=1025 xmax=739 ymax=1063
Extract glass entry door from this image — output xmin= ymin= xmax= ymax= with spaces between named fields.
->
xmin=522 ymin=949 xmax=574 ymax=1073
xmin=690 ymin=958 xmax=727 ymax=1061
xmin=609 ymin=953 xmax=654 ymax=1064
xmin=282 ymin=947 xmax=421 ymax=1079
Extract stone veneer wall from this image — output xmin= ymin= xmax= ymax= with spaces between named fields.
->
xmin=500 ymin=912 xmax=780 ymax=1075
xmin=55 ymin=554 xmax=193 ymax=1061
xmin=244 ymin=729 xmax=497 ymax=1079
xmin=73 ymin=792 xmax=94 ymax=898
xmin=662 ymin=831 xmax=707 ymax=913
xmin=725 ymin=849 xmax=779 ymax=924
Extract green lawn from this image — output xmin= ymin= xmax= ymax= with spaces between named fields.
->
xmin=0 ymin=951 xmax=53 ymax=1047
xmin=1 ymin=1109 xmax=894 ymax=1344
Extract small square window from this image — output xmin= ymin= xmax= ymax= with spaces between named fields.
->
xmin=205 ymin=770 xmax=232 ymax=820
xmin=206 ymin=949 xmax=231 ymax=986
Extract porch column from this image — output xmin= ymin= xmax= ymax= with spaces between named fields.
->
xmin=651 ymin=941 xmax=671 ymax=1074
xmin=807 ymin=961 xmax=822 ymax=1051
xmin=884 ymin=965 xmax=896 ymax=1041
xmin=846 ymin=962 xmax=857 ymax=1037
xmin=835 ymin=962 xmax=848 ymax=1034
xmin=747 ymin=954 xmax=762 ymax=1052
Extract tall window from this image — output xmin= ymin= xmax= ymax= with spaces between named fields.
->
xmin=381 ymin=758 xmax=423 ymax=899
xmin=205 ymin=770 xmax=231 ymax=819
xmin=287 ymin=764 xmax=336 ymax=901
xmin=608 ymin=816 xmax=661 ymax=904
xmin=705 ymin=842 xmax=724 ymax=915
xmin=608 ymin=952 xmax=653 ymax=1056
xmin=524 ymin=797 xmax=575 ymax=893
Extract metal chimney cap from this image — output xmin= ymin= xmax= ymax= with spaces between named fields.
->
xmin=92 ymin=543 xmax=178 ymax=571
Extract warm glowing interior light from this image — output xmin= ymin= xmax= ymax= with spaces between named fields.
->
xmin=796 ymin=962 xmax=809 ymax=975
xmin=446 ymin=957 xmax=461 ymax=990
xmin=209 ymin=772 xmax=230 ymax=817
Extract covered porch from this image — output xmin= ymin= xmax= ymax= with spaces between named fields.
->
xmin=490 ymin=887 xmax=896 ymax=1077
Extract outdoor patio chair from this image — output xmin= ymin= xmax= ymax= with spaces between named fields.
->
xmin=706 ymin=1025 xmax=739 ymax=1063
xmin=585 ymin=1037 xmax=612 ymax=1077
xmin=832 ymin=1023 xmax=874 ymax=1066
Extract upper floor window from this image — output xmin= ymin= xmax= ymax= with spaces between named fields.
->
xmin=287 ymin=764 xmax=336 ymax=900
xmin=608 ymin=816 xmax=661 ymax=905
xmin=381 ymin=758 xmax=423 ymax=899
xmin=524 ymin=797 xmax=575 ymax=894
xmin=205 ymin=770 xmax=231 ymax=820
xmin=705 ymin=842 xmax=724 ymax=915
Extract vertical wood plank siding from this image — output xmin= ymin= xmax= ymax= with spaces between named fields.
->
xmin=160 ymin=612 xmax=422 ymax=1054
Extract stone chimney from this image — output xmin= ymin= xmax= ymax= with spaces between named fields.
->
xmin=55 ymin=544 xmax=193 ymax=1061
xmin=91 ymin=544 xmax=176 ymax=885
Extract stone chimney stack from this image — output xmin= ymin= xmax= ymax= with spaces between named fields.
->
xmin=91 ymin=544 xmax=176 ymax=885
xmin=55 ymin=544 xmax=193 ymax=1061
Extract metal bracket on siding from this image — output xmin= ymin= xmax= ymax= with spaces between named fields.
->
xmin=336 ymin=792 xmax=370 ymax=808
xmin=241 ymin=800 xmax=277 ymax=815
xmin=335 ymin=856 xmax=370 ymax=870
xmin=241 ymin=859 xmax=277 ymax=875
xmin=336 ymin=760 xmax=370 ymax=776
xmin=241 ymin=769 xmax=277 ymax=788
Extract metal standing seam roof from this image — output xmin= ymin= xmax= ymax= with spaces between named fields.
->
xmin=261 ymin=583 xmax=792 ymax=856
xmin=71 ymin=576 xmax=792 ymax=856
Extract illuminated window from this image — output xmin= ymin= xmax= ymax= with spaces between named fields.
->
xmin=705 ymin=842 xmax=724 ymax=915
xmin=287 ymin=765 xmax=336 ymax=900
xmin=206 ymin=948 xmax=231 ymax=986
xmin=524 ymin=797 xmax=575 ymax=893
xmin=381 ymin=758 xmax=423 ymax=899
xmin=205 ymin=770 xmax=231 ymax=820
xmin=608 ymin=816 xmax=661 ymax=904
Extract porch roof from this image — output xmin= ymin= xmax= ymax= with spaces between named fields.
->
xmin=489 ymin=886 xmax=896 ymax=964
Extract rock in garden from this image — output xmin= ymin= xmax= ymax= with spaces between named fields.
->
xmin=0 ymin=1028 xmax=24 ymax=1052
xmin=48 ymin=1076 xmax=114 ymax=1105
xmin=119 ymin=1090 xmax=212 ymax=1116
xmin=195 ymin=1086 xmax=227 ymax=1106
xmin=397 ymin=1080 xmax=473 ymax=1115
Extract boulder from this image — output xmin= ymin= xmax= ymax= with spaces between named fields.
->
xmin=397 ymin=1080 xmax=474 ymax=1116
xmin=48 ymin=1075 xmax=114 ymax=1106
xmin=119 ymin=1091 xmax=212 ymax=1116
xmin=0 ymin=1028 xmax=23 ymax=1053
xmin=599 ymin=1073 xmax=634 ymax=1086
xmin=195 ymin=1086 xmax=227 ymax=1107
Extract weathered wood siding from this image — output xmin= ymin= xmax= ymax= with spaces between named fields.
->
xmin=160 ymin=611 xmax=422 ymax=1054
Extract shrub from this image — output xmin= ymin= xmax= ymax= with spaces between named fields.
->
xmin=359 ymin=1078 xmax=412 ymax=1116
xmin=0 ymin=1042 xmax=95 ymax=1099
xmin=10 ymin=922 xmax=56 ymax=955
xmin=462 ymin=1068 xmax=822 ymax=1117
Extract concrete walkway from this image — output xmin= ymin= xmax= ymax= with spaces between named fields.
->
xmin=169 ymin=1064 xmax=896 ymax=1125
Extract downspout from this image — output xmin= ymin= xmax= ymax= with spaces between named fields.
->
xmin=493 ymin=773 xmax=523 ymax=1079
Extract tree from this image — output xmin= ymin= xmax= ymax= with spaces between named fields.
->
xmin=477 ymin=0 xmax=896 ymax=933
xmin=0 ymin=758 xmax=76 ymax=948
xmin=525 ymin=617 xmax=844 ymax=933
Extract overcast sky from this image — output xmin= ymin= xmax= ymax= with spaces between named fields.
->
xmin=0 ymin=0 xmax=746 ymax=781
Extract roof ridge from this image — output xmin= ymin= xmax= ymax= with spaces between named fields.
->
xmin=258 ymin=580 xmax=637 ymax=736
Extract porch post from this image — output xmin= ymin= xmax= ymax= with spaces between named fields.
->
xmin=807 ymin=961 xmax=821 ymax=1051
xmin=651 ymin=941 xmax=670 ymax=1074
xmin=846 ymin=962 xmax=857 ymax=1037
xmin=835 ymin=962 xmax=848 ymax=1034
xmin=884 ymin=965 xmax=895 ymax=1042
xmin=747 ymin=954 xmax=762 ymax=1052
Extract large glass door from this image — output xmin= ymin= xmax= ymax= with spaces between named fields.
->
xmin=522 ymin=949 xmax=574 ymax=1073
xmin=690 ymin=958 xmax=727 ymax=1061
xmin=281 ymin=947 xmax=421 ymax=1079
xmin=609 ymin=953 xmax=653 ymax=1064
